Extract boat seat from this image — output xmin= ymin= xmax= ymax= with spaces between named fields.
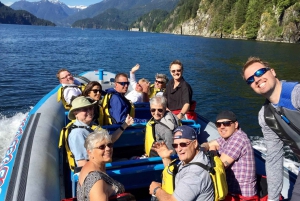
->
xmin=65 ymin=111 xmax=70 ymax=125
xmin=102 ymin=123 xmax=147 ymax=148
xmin=134 ymin=102 xmax=151 ymax=119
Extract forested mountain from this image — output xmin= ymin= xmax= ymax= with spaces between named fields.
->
xmin=133 ymin=0 xmax=300 ymax=43
xmin=0 ymin=2 xmax=55 ymax=26
xmin=72 ymin=8 xmax=129 ymax=29
xmin=131 ymin=10 xmax=169 ymax=32
xmin=10 ymin=0 xmax=82 ymax=25
xmin=66 ymin=0 xmax=179 ymax=27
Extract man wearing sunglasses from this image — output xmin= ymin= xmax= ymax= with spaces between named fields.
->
xmin=103 ymin=73 xmax=135 ymax=124
xmin=201 ymin=110 xmax=258 ymax=201
xmin=164 ymin=60 xmax=194 ymax=120
xmin=149 ymin=125 xmax=214 ymax=201
xmin=243 ymin=57 xmax=300 ymax=201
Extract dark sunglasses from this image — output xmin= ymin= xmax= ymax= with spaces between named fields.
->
xmin=117 ymin=82 xmax=130 ymax=86
xmin=246 ymin=67 xmax=270 ymax=85
xmin=215 ymin=121 xmax=235 ymax=128
xmin=171 ymin=69 xmax=182 ymax=73
xmin=150 ymin=108 xmax=164 ymax=113
xmin=94 ymin=143 xmax=114 ymax=150
xmin=172 ymin=141 xmax=194 ymax=149
xmin=91 ymin=89 xmax=101 ymax=94
xmin=155 ymin=80 xmax=164 ymax=84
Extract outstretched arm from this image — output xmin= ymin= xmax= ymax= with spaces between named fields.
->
xmin=152 ymin=141 xmax=173 ymax=167
xmin=111 ymin=114 xmax=134 ymax=143
xmin=129 ymin=64 xmax=140 ymax=88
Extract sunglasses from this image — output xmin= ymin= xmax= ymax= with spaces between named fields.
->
xmin=60 ymin=73 xmax=72 ymax=80
xmin=246 ymin=67 xmax=270 ymax=85
xmin=215 ymin=121 xmax=235 ymax=128
xmin=172 ymin=140 xmax=194 ymax=149
xmin=117 ymin=82 xmax=130 ymax=86
xmin=171 ymin=69 xmax=182 ymax=73
xmin=150 ymin=108 xmax=164 ymax=113
xmin=155 ymin=80 xmax=164 ymax=84
xmin=91 ymin=89 xmax=101 ymax=94
xmin=94 ymin=143 xmax=114 ymax=150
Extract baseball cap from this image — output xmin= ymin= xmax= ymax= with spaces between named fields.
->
xmin=173 ymin=125 xmax=197 ymax=140
xmin=216 ymin=110 xmax=237 ymax=122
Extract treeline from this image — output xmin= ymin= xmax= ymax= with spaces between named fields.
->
xmin=155 ymin=0 xmax=201 ymax=32
xmin=133 ymin=0 xmax=300 ymax=42
xmin=130 ymin=9 xmax=169 ymax=32
xmin=71 ymin=0 xmax=179 ymax=30
xmin=0 ymin=2 xmax=55 ymax=26
xmin=72 ymin=8 xmax=129 ymax=29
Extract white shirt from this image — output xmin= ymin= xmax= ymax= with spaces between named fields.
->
xmin=62 ymin=80 xmax=82 ymax=104
xmin=125 ymin=71 xmax=143 ymax=103
xmin=125 ymin=90 xmax=143 ymax=103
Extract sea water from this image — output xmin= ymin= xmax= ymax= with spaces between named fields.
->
xmin=1 ymin=24 xmax=300 ymax=174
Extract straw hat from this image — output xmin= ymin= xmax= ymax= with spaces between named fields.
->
xmin=68 ymin=96 xmax=97 ymax=120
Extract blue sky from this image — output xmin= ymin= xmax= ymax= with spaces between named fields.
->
xmin=2 ymin=0 xmax=102 ymax=6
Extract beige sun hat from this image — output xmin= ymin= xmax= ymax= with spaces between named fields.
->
xmin=68 ymin=96 xmax=97 ymax=120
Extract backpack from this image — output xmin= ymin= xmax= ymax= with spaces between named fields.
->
xmin=162 ymin=151 xmax=228 ymax=201
xmin=58 ymin=122 xmax=97 ymax=171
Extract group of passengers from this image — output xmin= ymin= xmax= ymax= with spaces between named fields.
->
xmin=57 ymin=56 xmax=300 ymax=201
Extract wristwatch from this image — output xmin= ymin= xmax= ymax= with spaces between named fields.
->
xmin=153 ymin=186 xmax=161 ymax=196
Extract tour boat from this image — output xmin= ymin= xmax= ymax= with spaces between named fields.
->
xmin=0 ymin=70 xmax=296 ymax=201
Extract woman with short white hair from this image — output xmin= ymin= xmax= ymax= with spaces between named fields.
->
xmin=77 ymin=129 xmax=127 ymax=201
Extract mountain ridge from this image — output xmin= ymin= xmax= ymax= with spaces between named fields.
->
xmin=0 ymin=1 xmax=55 ymax=26
xmin=10 ymin=0 xmax=83 ymax=25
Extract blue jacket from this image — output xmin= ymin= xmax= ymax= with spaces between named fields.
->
xmin=105 ymin=88 xmax=131 ymax=124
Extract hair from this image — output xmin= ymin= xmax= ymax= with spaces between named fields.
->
xmin=82 ymin=81 xmax=102 ymax=96
xmin=155 ymin=73 xmax=169 ymax=84
xmin=115 ymin=73 xmax=128 ymax=82
xmin=150 ymin=96 xmax=167 ymax=108
xmin=242 ymin=57 xmax=270 ymax=79
xmin=138 ymin=78 xmax=150 ymax=84
xmin=169 ymin=60 xmax=183 ymax=70
xmin=56 ymin=68 xmax=69 ymax=80
xmin=84 ymin=129 xmax=112 ymax=152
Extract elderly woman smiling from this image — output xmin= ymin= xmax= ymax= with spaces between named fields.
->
xmin=144 ymin=96 xmax=181 ymax=157
xmin=77 ymin=129 xmax=128 ymax=201
xmin=68 ymin=96 xmax=134 ymax=168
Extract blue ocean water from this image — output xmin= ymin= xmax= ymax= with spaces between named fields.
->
xmin=1 ymin=24 xmax=300 ymax=164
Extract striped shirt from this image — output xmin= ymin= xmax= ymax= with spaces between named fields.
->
xmin=217 ymin=129 xmax=257 ymax=197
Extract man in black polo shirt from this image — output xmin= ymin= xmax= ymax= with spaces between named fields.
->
xmin=163 ymin=60 xmax=194 ymax=120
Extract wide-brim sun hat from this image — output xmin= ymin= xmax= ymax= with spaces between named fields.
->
xmin=68 ymin=96 xmax=97 ymax=120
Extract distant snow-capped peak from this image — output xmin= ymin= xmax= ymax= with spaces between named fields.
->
xmin=68 ymin=5 xmax=87 ymax=10
xmin=44 ymin=0 xmax=87 ymax=9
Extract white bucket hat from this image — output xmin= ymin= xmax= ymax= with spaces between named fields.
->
xmin=68 ymin=96 xmax=97 ymax=120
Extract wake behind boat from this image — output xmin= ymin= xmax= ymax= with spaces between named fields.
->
xmin=0 ymin=70 xmax=296 ymax=201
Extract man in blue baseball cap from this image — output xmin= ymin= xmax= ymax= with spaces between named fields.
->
xmin=149 ymin=125 xmax=214 ymax=201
